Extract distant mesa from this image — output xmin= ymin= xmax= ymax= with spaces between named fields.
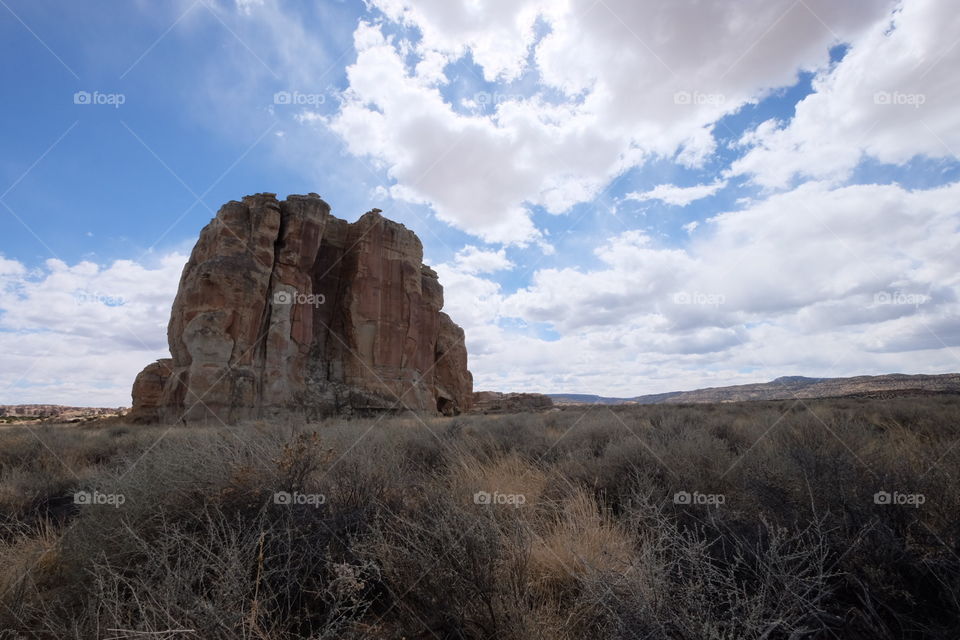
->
xmin=549 ymin=373 xmax=960 ymax=405
xmin=129 ymin=193 xmax=473 ymax=424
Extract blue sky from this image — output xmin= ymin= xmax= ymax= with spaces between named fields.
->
xmin=2 ymin=0 xmax=960 ymax=405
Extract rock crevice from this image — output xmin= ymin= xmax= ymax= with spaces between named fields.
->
xmin=130 ymin=193 xmax=472 ymax=424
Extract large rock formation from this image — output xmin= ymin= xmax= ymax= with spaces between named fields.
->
xmin=130 ymin=193 xmax=472 ymax=424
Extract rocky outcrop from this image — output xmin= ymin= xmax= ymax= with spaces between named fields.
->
xmin=128 ymin=359 xmax=174 ymax=423
xmin=471 ymin=392 xmax=554 ymax=414
xmin=0 ymin=405 xmax=126 ymax=422
xmin=130 ymin=193 xmax=472 ymax=424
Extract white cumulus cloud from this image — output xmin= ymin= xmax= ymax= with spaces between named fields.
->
xmin=0 ymin=253 xmax=185 ymax=406
xmin=626 ymin=180 xmax=728 ymax=207
xmin=730 ymin=0 xmax=960 ymax=188
xmin=450 ymin=245 xmax=514 ymax=274
xmin=329 ymin=0 xmax=896 ymax=244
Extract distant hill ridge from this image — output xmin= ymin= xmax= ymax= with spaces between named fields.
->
xmin=549 ymin=373 xmax=960 ymax=405
xmin=0 ymin=405 xmax=125 ymax=422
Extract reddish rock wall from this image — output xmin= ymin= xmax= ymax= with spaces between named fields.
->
xmin=129 ymin=193 xmax=472 ymax=424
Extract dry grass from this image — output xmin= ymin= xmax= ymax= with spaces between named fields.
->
xmin=448 ymin=451 xmax=551 ymax=512
xmin=528 ymin=489 xmax=636 ymax=602
xmin=0 ymin=395 xmax=958 ymax=638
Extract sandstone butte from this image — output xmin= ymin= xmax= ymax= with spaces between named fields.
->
xmin=129 ymin=193 xmax=473 ymax=425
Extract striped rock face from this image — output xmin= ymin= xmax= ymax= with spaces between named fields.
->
xmin=129 ymin=193 xmax=472 ymax=425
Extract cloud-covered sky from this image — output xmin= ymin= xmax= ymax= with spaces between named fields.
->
xmin=1 ymin=0 xmax=959 ymax=405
